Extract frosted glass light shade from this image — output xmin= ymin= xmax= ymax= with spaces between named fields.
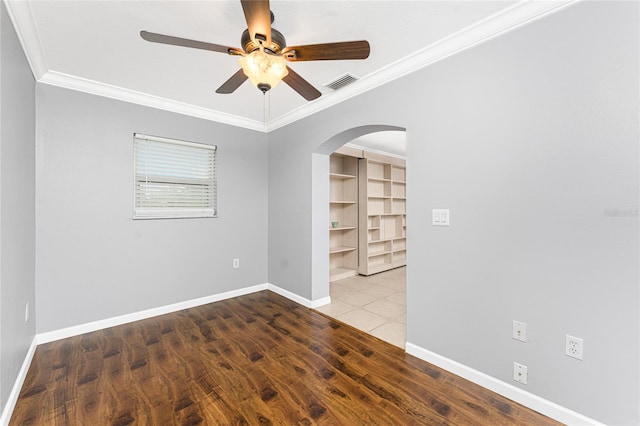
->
xmin=238 ymin=50 xmax=289 ymax=92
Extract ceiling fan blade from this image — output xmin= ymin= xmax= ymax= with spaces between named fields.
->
xmin=140 ymin=31 xmax=241 ymax=55
xmin=240 ymin=0 xmax=272 ymax=46
xmin=282 ymin=67 xmax=321 ymax=101
xmin=282 ymin=41 xmax=370 ymax=61
xmin=216 ymin=69 xmax=249 ymax=94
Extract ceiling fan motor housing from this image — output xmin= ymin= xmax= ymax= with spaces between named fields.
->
xmin=241 ymin=28 xmax=286 ymax=54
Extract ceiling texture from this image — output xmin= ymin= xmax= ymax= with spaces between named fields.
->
xmin=6 ymin=1 xmax=572 ymax=133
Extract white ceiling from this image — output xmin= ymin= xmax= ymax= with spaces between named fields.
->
xmin=7 ymin=0 xmax=572 ymax=134
xmin=348 ymin=131 xmax=407 ymax=158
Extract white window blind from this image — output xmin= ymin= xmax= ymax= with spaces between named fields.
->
xmin=134 ymin=134 xmax=217 ymax=219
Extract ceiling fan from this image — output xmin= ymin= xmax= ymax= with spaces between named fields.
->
xmin=140 ymin=0 xmax=370 ymax=101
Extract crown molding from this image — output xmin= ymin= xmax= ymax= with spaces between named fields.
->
xmin=6 ymin=0 xmax=577 ymax=134
xmin=40 ymin=71 xmax=265 ymax=131
xmin=3 ymin=0 xmax=48 ymax=78
xmin=4 ymin=0 xmax=265 ymax=132
xmin=264 ymin=0 xmax=577 ymax=132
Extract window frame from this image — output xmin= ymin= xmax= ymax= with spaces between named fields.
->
xmin=133 ymin=133 xmax=217 ymax=220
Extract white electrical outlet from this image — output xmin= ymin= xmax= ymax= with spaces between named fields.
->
xmin=565 ymin=335 xmax=584 ymax=360
xmin=513 ymin=362 xmax=528 ymax=384
xmin=233 ymin=258 xmax=240 ymax=269
xmin=25 ymin=302 xmax=29 ymax=322
xmin=513 ymin=320 xmax=527 ymax=342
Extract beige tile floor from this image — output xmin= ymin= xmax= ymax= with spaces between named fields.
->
xmin=315 ymin=267 xmax=406 ymax=348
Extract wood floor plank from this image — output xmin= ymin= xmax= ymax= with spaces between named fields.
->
xmin=10 ymin=291 xmax=563 ymax=425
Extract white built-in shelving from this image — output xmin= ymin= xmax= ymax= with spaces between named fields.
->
xmin=329 ymin=152 xmax=359 ymax=282
xmin=358 ymin=153 xmax=406 ymax=275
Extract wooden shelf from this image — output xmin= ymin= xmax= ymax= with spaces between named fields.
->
xmin=330 ymin=267 xmax=357 ymax=282
xmin=330 ymin=226 xmax=356 ymax=231
xmin=369 ymin=250 xmax=392 ymax=257
xmin=330 ymin=172 xmax=356 ymax=179
xmin=329 ymin=152 xmax=359 ymax=282
xmin=330 ymin=150 xmax=405 ymax=279
xmin=368 ymin=238 xmax=393 ymax=243
xmin=359 ymin=156 xmax=406 ymax=276
xmin=330 ymin=245 xmax=357 ymax=254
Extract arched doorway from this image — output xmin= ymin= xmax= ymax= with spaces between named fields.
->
xmin=311 ymin=125 xmax=407 ymax=347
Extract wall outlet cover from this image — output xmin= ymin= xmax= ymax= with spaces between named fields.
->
xmin=565 ymin=335 xmax=583 ymax=360
xmin=513 ymin=362 xmax=528 ymax=385
xmin=513 ymin=320 xmax=527 ymax=342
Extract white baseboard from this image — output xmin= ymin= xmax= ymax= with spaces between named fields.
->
xmin=267 ymin=284 xmax=331 ymax=308
xmin=405 ymin=342 xmax=604 ymax=426
xmin=4 ymin=291 xmax=604 ymax=426
xmin=1 ymin=284 xmax=332 ymax=424
xmin=36 ymin=284 xmax=270 ymax=344
xmin=36 ymin=283 xmax=330 ymax=344
xmin=0 ymin=337 xmax=38 ymax=426
xmin=309 ymin=296 xmax=331 ymax=309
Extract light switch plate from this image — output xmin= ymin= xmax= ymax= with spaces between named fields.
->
xmin=432 ymin=209 xmax=450 ymax=226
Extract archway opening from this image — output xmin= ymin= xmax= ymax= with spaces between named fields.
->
xmin=311 ymin=125 xmax=407 ymax=348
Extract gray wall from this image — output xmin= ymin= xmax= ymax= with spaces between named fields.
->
xmin=35 ymin=85 xmax=268 ymax=333
xmin=0 ymin=2 xmax=36 ymax=409
xmin=268 ymin=2 xmax=639 ymax=424
xmin=1 ymin=1 xmax=637 ymax=424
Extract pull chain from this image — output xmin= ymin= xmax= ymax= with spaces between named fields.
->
xmin=262 ymin=91 xmax=272 ymax=126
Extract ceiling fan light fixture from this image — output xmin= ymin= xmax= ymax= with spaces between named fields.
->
xmin=238 ymin=48 xmax=289 ymax=93
xmin=140 ymin=1 xmax=370 ymax=101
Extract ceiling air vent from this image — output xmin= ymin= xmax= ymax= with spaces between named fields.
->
xmin=323 ymin=73 xmax=359 ymax=91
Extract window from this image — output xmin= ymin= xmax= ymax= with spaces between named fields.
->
xmin=134 ymin=133 xmax=217 ymax=219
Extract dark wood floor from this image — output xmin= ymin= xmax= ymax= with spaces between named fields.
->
xmin=11 ymin=291 xmax=562 ymax=425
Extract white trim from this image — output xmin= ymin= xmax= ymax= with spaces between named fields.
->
xmin=36 ymin=284 xmax=269 ymax=344
xmin=0 ymin=337 xmax=38 ymax=426
xmin=134 ymin=133 xmax=217 ymax=151
xmin=34 ymin=283 xmax=329 ymax=344
xmin=1 ymin=283 xmax=329 ymax=421
xmin=267 ymin=284 xmax=331 ymax=309
xmin=7 ymin=0 xmax=577 ymax=132
xmin=1 ymin=289 xmax=599 ymax=425
xmin=309 ymin=296 xmax=331 ymax=309
xmin=264 ymin=0 xmax=577 ymax=132
xmin=3 ymin=0 xmax=47 ymax=79
xmin=405 ymin=342 xmax=605 ymax=426
xmin=39 ymin=71 xmax=266 ymax=132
